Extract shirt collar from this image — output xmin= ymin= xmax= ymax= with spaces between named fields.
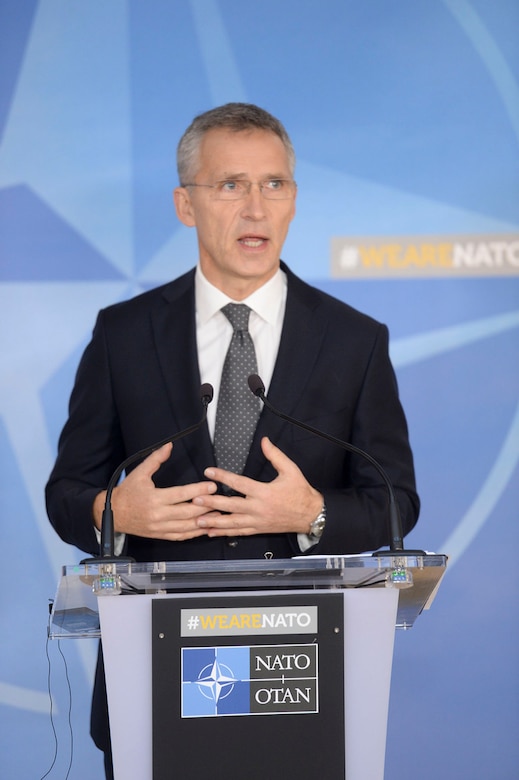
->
xmin=195 ymin=265 xmax=287 ymax=327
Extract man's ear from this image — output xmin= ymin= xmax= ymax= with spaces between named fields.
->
xmin=173 ymin=186 xmax=196 ymax=227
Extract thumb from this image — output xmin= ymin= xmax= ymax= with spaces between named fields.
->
xmin=138 ymin=442 xmax=173 ymax=479
xmin=260 ymin=436 xmax=297 ymax=475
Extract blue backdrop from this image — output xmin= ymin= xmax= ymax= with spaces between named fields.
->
xmin=1 ymin=1 xmax=518 ymax=778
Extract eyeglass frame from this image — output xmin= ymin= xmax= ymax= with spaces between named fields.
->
xmin=181 ymin=178 xmax=297 ymax=201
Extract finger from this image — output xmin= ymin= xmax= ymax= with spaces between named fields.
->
xmin=196 ymin=512 xmax=255 ymax=535
xmin=138 ymin=442 xmax=173 ymax=479
xmin=203 ymin=467 xmax=255 ymax=496
xmin=143 ymin=502 xmax=220 ymax=540
xmin=260 ymin=436 xmax=301 ymax=475
xmin=205 ymin=522 xmax=258 ymax=538
xmin=177 ymin=510 xmax=226 ymax=535
xmin=193 ymin=492 xmax=248 ymax=513
xmin=160 ymin=480 xmax=218 ymax=505
xmin=162 ymin=527 xmax=211 ymax=542
xmin=158 ymin=499 xmax=221 ymax=523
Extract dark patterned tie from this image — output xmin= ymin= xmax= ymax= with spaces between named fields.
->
xmin=214 ymin=303 xmax=261 ymax=474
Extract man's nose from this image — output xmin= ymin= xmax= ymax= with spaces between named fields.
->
xmin=240 ymin=182 xmax=267 ymax=218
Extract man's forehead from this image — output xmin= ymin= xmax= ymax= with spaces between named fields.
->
xmin=197 ymin=127 xmax=291 ymax=172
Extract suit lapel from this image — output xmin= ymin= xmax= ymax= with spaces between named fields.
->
xmin=246 ymin=267 xmax=328 ymax=478
xmin=268 ymin=270 xmax=327 ymax=413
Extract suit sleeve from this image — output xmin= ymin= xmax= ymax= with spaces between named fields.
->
xmin=45 ymin=311 xmax=125 ymax=555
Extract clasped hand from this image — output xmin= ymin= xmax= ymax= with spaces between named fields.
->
xmin=96 ymin=437 xmax=322 ymax=541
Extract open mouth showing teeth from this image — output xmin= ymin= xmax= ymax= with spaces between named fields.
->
xmin=240 ymin=237 xmax=266 ymax=247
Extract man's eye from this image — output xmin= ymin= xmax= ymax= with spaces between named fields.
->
xmin=219 ymin=180 xmax=240 ymax=192
xmin=264 ymin=179 xmax=284 ymax=190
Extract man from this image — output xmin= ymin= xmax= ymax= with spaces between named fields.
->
xmin=46 ymin=103 xmax=419 ymax=776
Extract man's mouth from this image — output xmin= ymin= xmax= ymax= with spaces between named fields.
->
xmin=238 ymin=236 xmax=268 ymax=248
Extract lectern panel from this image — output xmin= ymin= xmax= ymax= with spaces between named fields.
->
xmin=152 ymin=593 xmax=345 ymax=780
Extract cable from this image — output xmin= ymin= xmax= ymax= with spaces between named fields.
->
xmin=40 ymin=603 xmax=74 ymax=779
xmin=40 ymin=608 xmax=58 ymax=779
xmin=57 ymin=640 xmax=74 ymax=779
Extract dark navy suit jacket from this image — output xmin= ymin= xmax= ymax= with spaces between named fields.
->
xmin=46 ymin=263 xmax=419 ymax=561
xmin=46 ymin=263 xmax=419 ymax=754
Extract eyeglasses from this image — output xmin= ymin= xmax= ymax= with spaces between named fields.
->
xmin=182 ymin=178 xmax=296 ymax=201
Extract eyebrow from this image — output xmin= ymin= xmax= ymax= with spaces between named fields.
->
xmin=217 ymin=172 xmax=290 ymax=180
xmin=217 ymin=172 xmax=248 ymax=180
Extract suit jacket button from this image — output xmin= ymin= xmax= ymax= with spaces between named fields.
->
xmin=227 ymin=538 xmax=238 ymax=548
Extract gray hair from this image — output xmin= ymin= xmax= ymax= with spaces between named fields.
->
xmin=177 ymin=102 xmax=296 ymax=184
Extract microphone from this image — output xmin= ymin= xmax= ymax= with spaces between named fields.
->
xmin=248 ymin=374 xmax=422 ymax=556
xmin=81 ymin=383 xmax=214 ymax=563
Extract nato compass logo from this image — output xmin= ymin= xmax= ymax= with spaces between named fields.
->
xmin=182 ymin=646 xmax=249 ymax=717
xmin=181 ymin=644 xmax=318 ymax=718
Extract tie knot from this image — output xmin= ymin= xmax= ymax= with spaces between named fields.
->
xmin=222 ymin=303 xmax=251 ymax=332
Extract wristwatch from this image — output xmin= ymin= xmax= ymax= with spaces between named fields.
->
xmin=309 ymin=503 xmax=326 ymax=541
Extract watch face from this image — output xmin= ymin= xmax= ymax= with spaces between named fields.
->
xmin=310 ymin=514 xmax=326 ymax=538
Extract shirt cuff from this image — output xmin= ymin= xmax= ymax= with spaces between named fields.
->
xmin=297 ymin=533 xmax=318 ymax=552
xmin=94 ymin=526 xmax=127 ymax=557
